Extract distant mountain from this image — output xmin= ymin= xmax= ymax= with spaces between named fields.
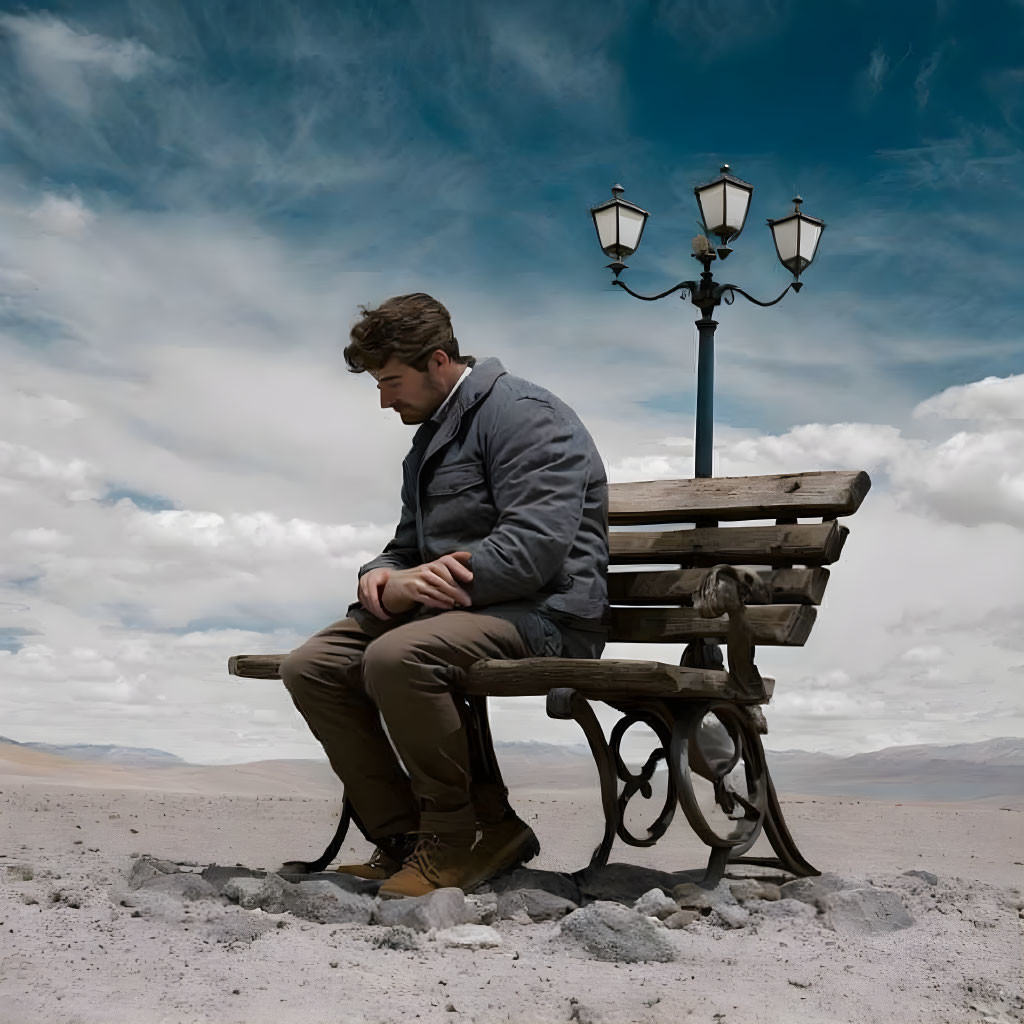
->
xmin=0 ymin=735 xmax=184 ymax=767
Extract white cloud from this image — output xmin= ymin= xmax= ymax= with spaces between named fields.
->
xmin=1 ymin=13 xmax=158 ymax=112
xmin=1 ymin=179 xmax=1022 ymax=762
xmin=30 ymin=193 xmax=95 ymax=239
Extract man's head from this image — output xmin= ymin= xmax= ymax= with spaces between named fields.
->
xmin=344 ymin=293 xmax=474 ymax=424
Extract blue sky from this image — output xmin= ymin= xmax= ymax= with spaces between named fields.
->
xmin=1 ymin=0 xmax=1023 ymax=761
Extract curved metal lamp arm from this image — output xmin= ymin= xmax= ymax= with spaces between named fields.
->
xmin=612 ymin=279 xmax=696 ymax=302
xmin=718 ymin=281 xmax=802 ymax=308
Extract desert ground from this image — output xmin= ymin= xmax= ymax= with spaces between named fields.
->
xmin=1 ymin=739 xmax=1021 ymax=1024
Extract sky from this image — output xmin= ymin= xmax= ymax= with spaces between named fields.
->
xmin=1 ymin=0 xmax=1023 ymax=764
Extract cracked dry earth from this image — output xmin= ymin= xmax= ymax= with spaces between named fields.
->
xmin=1 ymin=781 xmax=1021 ymax=1024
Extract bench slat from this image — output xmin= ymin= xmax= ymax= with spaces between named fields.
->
xmin=608 ymin=567 xmax=830 ymax=606
xmin=610 ymin=605 xmax=816 ymax=646
xmin=463 ymin=658 xmax=774 ymax=704
xmin=609 ymin=521 xmax=847 ymax=567
xmin=608 ymin=470 xmax=870 ymax=525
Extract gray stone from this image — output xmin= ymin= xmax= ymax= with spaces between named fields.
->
xmin=577 ymin=863 xmax=692 ymax=905
xmin=489 ymin=868 xmax=580 ymax=903
xmin=779 ymin=872 xmax=854 ymax=909
xmin=757 ymin=897 xmax=818 ymax=921
xmin=465 ymin=893 xmax=497 ymax=925
xmin=369 ymin=926 xmax=421 ymax=951
xmin=281 ymin=880 xmax=374 ymax=925
xmin=903 ymin=870 xmax=938 ymax=886
xmin=633 ymin=888 xmax=679 ymax=920
xmin=663 ymin=909 xmax=699 ymax=930
xmin=497 ymin=888 xmax=577 ymax=922
xmin=713 ymin=904 xmax=750 ymax=929
xmin=729 ymin=879 xmax=781 ymax=903
xmin=375 ymin=887 xmax=472 ymax=932
xmin=671 ymin=880 xmax=738 ymax=911
xmin=200 ymin=865 xmax=267 ymax=891
xmin=280 ymin=870 xmax=379 ymax=897
xmin=127 ymin=855 xmax=180 ymax=890
xmin=822 ymin=887 xmax=913 ymax=936
xmin=201 ymin=906 xmax=277 ymax=945
xmin=437 ymin=923 xmax=503 ymax=948
xmin=222 ymin=873 xmax=288 ymax=913
xmin=560 ymin=901 xmax=677 ymax=963
xmin=3 ymin=863 xmax=34 ymax=882
xmin=138 ymin=873 xmax=220 ymax=902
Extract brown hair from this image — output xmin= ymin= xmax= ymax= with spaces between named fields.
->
xmin=344 ymin=292 xmax=472 ymax=373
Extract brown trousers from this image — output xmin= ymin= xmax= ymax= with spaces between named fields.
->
xmin=279 ymin=611 xmax=529 ymax=840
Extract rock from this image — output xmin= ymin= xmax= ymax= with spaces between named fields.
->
xmin=568 ymin=998 xmax=604 ymax=1024
xmin=200 ymin=865 xmax=267 ymax=892
xmin=560 ymin=901 xmax=677 ymax=963
xmin=127 ymin=855 xmax=180 ymax=890
xmin=577 ymin=863 xmax=691 ymax=905
xmin=138 ymin=873 xmax=221 ymax=902
xmin=663 ymin=909 xmax=699 ymax=930
xmin=375 ymin=887 xmax=473 ymax=932
xmin=671 ymin=881 xmax=737 ymax=911
xmin=280 ymin=870 xmax=379 ymax=897
xmin=201 ymin=906 xmax=277 ymax=945
xmin=369 ymin=926 xmax=421 ymax=951
xmin=497 ymin=888 xmax=577 ymax=922
xmin=3 ymin=863 xmax=34 ymax=882
xmin=713 ymin=904 xmax=750 ymax=929
xmin=633 ymin=888 xmax=679 ymax=920
xmin=729 ymin=879 xmax=781 ymax=903
xmin=489 ymin=868 xmax=580 ymax=903
xmin=757 ymin=898 xmax=818 ymax=921
xmin=903 ymin=870 xmax=938 ymax=886
xmin=222 ymin=873 xmax=288 ymax=913
xmin=20 ymin=893 xmax=40 ymax=905
xmin=465 ymin=893 xmax=497 ymax=925
xmin=436 ymin=924 xmax=502 ymax=949
xmin=779 ymin=872 xmax=854 ymax=909
xmin=281 ymin=881 xmax=375 ymax=925
xmin=822 ymin=888 xmax=914 ymax=936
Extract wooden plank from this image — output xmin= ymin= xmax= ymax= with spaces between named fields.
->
xmin=230 ymin=651 xmax=775 ymax=704
xmin=228 ymin=654 xmax=284 ymax=679
xmin=610 ymin=605 xmax=817 ymax=646
xmin=608 ymin=470 xmax=870 ymax=525
xmin=609 ymin=521 xmax=847 ymax=567
xmin=608 ymin=567 xmax=830 ymax=606
xmin=463 ymin=658 xmax=772 ymax=704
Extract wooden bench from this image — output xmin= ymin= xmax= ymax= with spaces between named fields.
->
xmin=229 ymin=469 xmax=870 ymax=886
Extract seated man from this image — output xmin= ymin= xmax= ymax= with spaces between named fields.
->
xmin=280 ymin=292 xmax=608 ymax=898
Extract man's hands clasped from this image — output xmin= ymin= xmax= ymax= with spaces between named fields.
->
xmin=358 ymin=552 xmax=474 ymax=620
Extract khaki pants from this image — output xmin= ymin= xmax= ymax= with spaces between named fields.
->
xmin=279 ymin=611 xmax=530 ymax=840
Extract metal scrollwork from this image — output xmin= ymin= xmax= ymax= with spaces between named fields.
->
xmin=670 ymin=701 xmax=768 ymax=859
xmin=608 ymin=709 xmax=677 ymax=847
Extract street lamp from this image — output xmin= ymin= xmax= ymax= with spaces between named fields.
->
xmin=590 ymin=166 xmax=825 ymax=479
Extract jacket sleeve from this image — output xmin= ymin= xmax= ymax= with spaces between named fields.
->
xmin=463 ymin=396 xmax=590 ymax=606
xmin=358 ymin=472 xmax=421 ymax=577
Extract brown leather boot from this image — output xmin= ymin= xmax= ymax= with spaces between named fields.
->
xmin=463 ymin=816 xmax=540 ymax=888
xmin=377 ymin=832 xmax=477 ymax=899
xmin=334 ymin=833 xmax=415 ymax=881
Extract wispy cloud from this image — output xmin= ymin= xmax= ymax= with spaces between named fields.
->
xmin=0 ymin=12 xmax=159 ymax=113
xmin=914 ymin=47 xmax=944 ymax=109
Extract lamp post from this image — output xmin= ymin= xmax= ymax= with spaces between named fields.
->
xmin=591 ymin=166 xmax=825 ymax=478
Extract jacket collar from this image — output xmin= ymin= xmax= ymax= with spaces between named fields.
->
xmin=414 ymin=357 xmax=506 ymax=464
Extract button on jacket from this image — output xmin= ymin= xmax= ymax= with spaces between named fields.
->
xmin=351 ymin=357 xmax=609 ymax=657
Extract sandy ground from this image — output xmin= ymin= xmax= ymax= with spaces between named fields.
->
xmin=1 ymin=751 xmax=1022 ymax=1024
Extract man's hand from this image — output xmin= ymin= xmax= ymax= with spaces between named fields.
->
xmin=358 ymin=567 xmax=393 ymax=620
xmin=380 ymin=552 xmax=474 ymax=614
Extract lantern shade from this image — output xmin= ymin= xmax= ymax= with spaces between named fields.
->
xmin=590 ymin=185 xmax=649 ymax=260
xmin=694 ymin=165 xmax=753 ymax=245
xmin=767 ymin=198 xmax=826 ymax=277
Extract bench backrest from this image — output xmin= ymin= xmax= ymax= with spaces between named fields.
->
xmin=606 ymin=470 xmax=871 ymax=647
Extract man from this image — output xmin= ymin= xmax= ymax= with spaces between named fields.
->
xmin=280 ymin=292 xmax=608 ymax=898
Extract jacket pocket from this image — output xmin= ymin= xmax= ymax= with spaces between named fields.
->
xmin=425 ymin=464 xmax=487 ymax=496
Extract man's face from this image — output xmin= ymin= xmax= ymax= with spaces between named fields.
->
xmin=371 ymin=354 xmax=448 ymax=425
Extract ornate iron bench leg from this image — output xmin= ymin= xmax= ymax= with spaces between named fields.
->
xmin=547 ymin=687 xmax=620 ymax=867
xmin=280 ymin=797 xmax=354 ymax=874
xmin=731 ymin=768 xmax=819 ymax=877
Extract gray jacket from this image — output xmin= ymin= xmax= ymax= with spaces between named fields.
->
xmin=351 ymin=357 xmax=609 ymax=658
